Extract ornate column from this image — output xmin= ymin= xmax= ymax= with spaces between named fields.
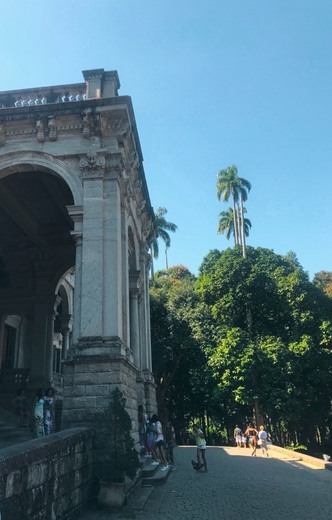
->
xmin=129 ymin=287 xmax=140 ymax=367
xmin=45 ymin=296 xmax=61 ymax=383
xmin=61 ymin=314 xmax=73 ymax=363
xmin=66 ymin=206 xmax=83 ymax=345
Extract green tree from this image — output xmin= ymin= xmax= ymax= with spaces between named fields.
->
xmin=151 ymin=207 xmax=177 ymax=277
xmin=195 ymin=246 xmax=332 ymax=446
xmin=313 ymin=271 xmax=332 ymax=298
xmin=216 ymin=165 xmax=251 ymax=257
xmin=150 ymin=265 xmax=209 ymax=430
xmin=218 ymin=207 xmax=251 ymax=243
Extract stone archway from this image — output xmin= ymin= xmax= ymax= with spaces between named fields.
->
xmin=0 ymin=163 xmax=76 ymax=393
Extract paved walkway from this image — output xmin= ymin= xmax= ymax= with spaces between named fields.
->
xmin=80 ymin=445 xmax=332 ymax=520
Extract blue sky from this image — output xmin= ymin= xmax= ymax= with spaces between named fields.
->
xmin=1 ymin=1 xmax=331 ymax=279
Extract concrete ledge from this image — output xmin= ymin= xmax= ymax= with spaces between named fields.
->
xmin=269 ymin=444 xmax=332 ymax=470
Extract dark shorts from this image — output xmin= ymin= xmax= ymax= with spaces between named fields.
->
xmin=156 ymin=439 xmax=164 ymax=447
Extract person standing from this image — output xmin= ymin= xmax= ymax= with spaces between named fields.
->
xmin=165 ymin=421 xmax=176 ymax=468
xmin=151 ymin=414 xmax=168 ymax=471
xmin=233 ymin=425 xmax=242 ymax=447
xmin=43 ymin=388 xmax=55 ymax=435
xmin=34 ymin=389 xmax=45 ymax=438
xmin=12 ymin=388 xmax=30 ymax=428
xmin=193 ymin=424 xmax=208 ymax=472
xmin=258 ymin=425 xmax=269 ymax=457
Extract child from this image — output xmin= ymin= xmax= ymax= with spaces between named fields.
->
xmin=193 ymin=424 xmax=208 ymax=472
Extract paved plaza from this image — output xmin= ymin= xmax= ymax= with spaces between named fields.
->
xmin=80 ymin=445 xmax=332 ymax=520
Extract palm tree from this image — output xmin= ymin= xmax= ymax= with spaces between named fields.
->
xmin=217 ymin=208 xmax=236 ymax=242
xmin=216 ymin=165 xmax=251 ymax=257
xmin=218 ymin=207 xmax=251 ymax=243
xmin=151 ymin=207 xmax=177 ymax=278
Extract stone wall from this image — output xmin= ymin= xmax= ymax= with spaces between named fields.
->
xmin=63 ymin=356 xmax=141 ymax=436
xmin=0 ymin=428 xmax=94 ymax=520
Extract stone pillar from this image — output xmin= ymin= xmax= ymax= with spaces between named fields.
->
xmin=61 ymin=314 xmax=72 ymax=363
xmin=102 ymin=166 xmax=123 ymax=340
xmin=44 ymin=296 xmax=61 ymax=383
xmin=83 ymin=69 xmax=104 ymax=99
xmin=67 ymin=206 xmax=83 ymax=345
xmin=103 ymin=71 xmax=120 ymax=97
xmin=129 ymin=288 xmax=140 ymax=366
xmin=140 ymin=245 xmax=153 ymax=371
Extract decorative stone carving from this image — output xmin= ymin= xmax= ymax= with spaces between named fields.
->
xmin=79 ymin=151 xmax=106 ymax=178
xmin=48 ymin=116 xmax=57 ymax=141
xmin=134 ymin=179 xmax=142 ymax=194
xmin=128 ymin=150 xmax=139 ymax=170
xmin=82 ymin=111 xmax=91 ymax=138
xmin=36 ymin=119 xmax=45 ymax=142
xmin=94 ymin=114 xmax=101 ymax=135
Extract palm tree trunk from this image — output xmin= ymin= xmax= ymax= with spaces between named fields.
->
xmin=240 ymin=195 xmax=246 ymax=258
xmin=236 ymin=204 xmax=241 ymax=247
xmin=232 ymin=197 xmax=239 ymax=244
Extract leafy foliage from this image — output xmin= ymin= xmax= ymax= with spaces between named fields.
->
xmin=95 ymin=388 xmax=140 ymax=483
xmin=152 ymin=207 xmax=177 ymax=260
xmin=194 ymin=246 xmax=332 ymax=446
xmin=149 ymin=247 xmax=332 ymax=450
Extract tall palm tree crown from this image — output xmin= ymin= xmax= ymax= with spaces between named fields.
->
xmin=218 ymin=207 xmax=251 ymax=243
xmin=152 ymin=207 xmax=178 ymax=260
xmin=216 ymin=165 xmax=252 ymax=257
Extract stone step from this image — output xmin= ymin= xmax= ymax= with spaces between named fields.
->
xmin=142 ymin=463 xmax=172 ymax=486
xmin=127 ymin=483 xmax=154 ymax=510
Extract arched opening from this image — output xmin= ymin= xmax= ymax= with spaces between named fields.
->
xmin=0 ymin=165 xmax=76 ymax=401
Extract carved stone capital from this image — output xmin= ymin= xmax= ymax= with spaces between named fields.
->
xmin=79 ymin=152 xmax=106 ymax=178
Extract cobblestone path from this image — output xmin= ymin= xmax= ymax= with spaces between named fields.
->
xmin=82 ymin=445 xmax=332 ymax=520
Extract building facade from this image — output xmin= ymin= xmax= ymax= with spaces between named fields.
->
xmin=0 ymin=68 xmax=157 ymax=427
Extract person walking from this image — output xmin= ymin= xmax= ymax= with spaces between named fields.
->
xmin=244 ymin=423 xmax=258 ymax=456
xmin=165 ymin=420 xmax=176 ymax=468
xmin=193 ymin=424 xmax=208 ymax=472
xmin=258 ymin=425 xmax=269 ymax=457
xmin=233 ymin=425 xmax=242 ymax=447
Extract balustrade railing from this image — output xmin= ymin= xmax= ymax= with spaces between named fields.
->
xmin=0 ymin=368 xmax=30 ymax=386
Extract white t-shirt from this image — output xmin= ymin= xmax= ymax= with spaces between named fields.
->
xmin=156 ymin=421 xmax=164 ymax=442
xmin=258 ymin=430 xmax=267 ymax=440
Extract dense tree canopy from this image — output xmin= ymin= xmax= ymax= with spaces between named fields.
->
xmin=150 ymin=248 xmax=332 ymax=451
